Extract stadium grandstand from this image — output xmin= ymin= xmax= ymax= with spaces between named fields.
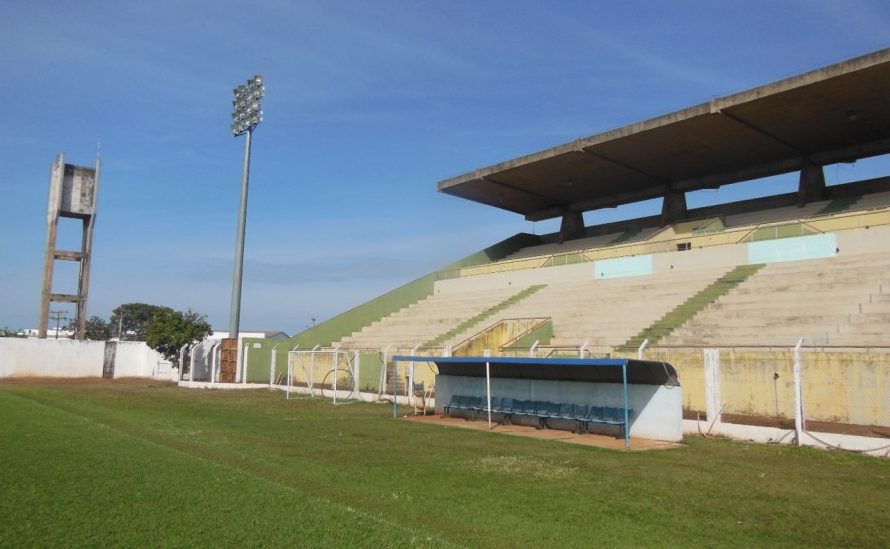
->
xmin=230 ymin=48 xmax=890 ymax=436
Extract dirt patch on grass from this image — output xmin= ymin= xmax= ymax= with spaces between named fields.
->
xmin=0 ymin=377 xmax=175 ymax=388
xmin=686 ymin=408 xmax=890 ymax=439
xmin=405 ymin=413 xmax=679 ymax=451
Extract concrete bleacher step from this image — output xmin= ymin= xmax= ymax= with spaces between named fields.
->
xmin=337 ymin=286 xmax=523 ymax=348
xmin=616 ymin=264 xmax=764 ymax=352
xmin=724 ymin=202 xmax=829 ymax=228
xmin=425 ymin=284 xmax=547 ymax=347
xmin=659 ymin=253 xmax=890 ymax=347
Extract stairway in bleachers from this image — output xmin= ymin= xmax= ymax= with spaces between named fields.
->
xmin=423 ymin=285 xmax=546 ymax=347
xmin=617 ymin=263 xmax=765 ymax=352
xmin=659 ymin=252 xmax=890 ymax=347
xmin=434 ymin=267 xmax=731 ymax=354
xmin=334 ymin=285 xmax=534 ymax=349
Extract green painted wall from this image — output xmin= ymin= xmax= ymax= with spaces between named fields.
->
xmin=358 ymin=352 xmax=383 ymax=393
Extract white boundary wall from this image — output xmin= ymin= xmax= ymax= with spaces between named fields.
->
xmin=0 ymin=338 xmax=170 ymax=380
xmin=682 ymin=420 xmax=890 ymax=458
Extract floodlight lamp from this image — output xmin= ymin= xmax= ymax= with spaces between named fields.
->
xmin=229 ymin=74 xmax=265 ymax=136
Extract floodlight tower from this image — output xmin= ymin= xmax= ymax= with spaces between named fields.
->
xmin=228 ymin=74 xmax=264 ymax=339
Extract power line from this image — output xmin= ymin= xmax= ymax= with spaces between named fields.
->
xmin=49 ymin=310 xmax=69 ymax=339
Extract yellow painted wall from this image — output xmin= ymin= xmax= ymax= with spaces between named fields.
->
xmin=455 ymin=208 xmax=890 ymax=279
xmin=615 ymin=348 xmax=890 ymax=426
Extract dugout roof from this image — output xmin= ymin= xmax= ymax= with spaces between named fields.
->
xmin=438 ymin=48 xmax=890 ymax=221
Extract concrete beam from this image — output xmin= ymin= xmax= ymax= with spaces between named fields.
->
xmin=53 ymin=250 xmax=86 ymax=261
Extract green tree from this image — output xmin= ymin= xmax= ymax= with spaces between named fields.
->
xmin=110 ymin=303 xmax=172 ymax=341
xmin=145 ymin=309 xmax=212 ymax=362
xmin=84 ymin=316 xmax=110 ymax=341
xmin=0 ymin=326 xmax=24 ymax=338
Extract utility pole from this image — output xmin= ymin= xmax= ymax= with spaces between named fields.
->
xmin=49 ymin=310 xmax=69 ymax=339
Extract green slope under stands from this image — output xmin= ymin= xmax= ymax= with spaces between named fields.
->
xmin=423 ymin=284 xmax=547 ymax=348
xmin=817 ymin=194 xmax=861 ymax=216
xmin=503 ymin=319 xmax=554 ymax=350
xmin=616 ymin=263 xmax=765 ymax=352
xmin=243 ymin=233 xmax=541 ymax=381
xmin=609 ymin=228 xmax=644 ymax=245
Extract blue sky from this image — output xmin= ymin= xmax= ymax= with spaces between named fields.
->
xmin=2 ymin=1 xmax=889 ymax=334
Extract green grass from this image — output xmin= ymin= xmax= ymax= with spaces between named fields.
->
xmin=2 ymin=379 xmax=889 ymax=547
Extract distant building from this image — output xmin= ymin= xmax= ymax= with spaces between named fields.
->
xmin=22 ymin=328 xmax=74 ymax=338
xmin=209 ymin=330 xmax=289 ymax=340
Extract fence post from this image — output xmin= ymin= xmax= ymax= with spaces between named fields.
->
xmin=310 ymin=344 xmax=319 ymax=396
xmin=409 ymin=343 xmax=419 ymax=405
xmin=354 ymin=350 xmax=361 ymax=397
xmin=380 ymin=344 xmax=391 ymax=399
xmin=242 ymin=344 xmax=250 ymax=385
xmin=703 ymin=348 xmax=722 ymax=430
xmin=793 ymin=338 xmax=805 ymax=445
xmin=332 ymin=346 xmax=340 ymax=404
xmin=483 ymin=349 xmax=492 ymax=429
xmin=178 ymin=344 xmax=188 ymax=381
xmin=189 ymin=343 xmax=199 ymax=382
xmin=270 ymin=344 xmax=279 ymax=387
xmin=637 ymin=338 xmax=649 ymax=360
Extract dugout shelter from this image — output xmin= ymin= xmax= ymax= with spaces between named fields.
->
xmin=394 ymin=355 xmax=683 ymax=447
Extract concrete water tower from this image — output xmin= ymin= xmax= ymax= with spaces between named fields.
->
xmin=38 ymin=153 xmax=101 ymax=340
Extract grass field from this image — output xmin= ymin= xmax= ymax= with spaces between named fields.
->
xmin=1 ymin=379 xmax=888 ymax=548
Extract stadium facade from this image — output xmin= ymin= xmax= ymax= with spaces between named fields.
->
xmin=231 ymin=48 xmax=890 ymax=438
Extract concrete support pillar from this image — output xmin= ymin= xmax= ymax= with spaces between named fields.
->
xmin=558 ymin=210 xmax=585 ymax=244
xmin=660 ymin=185 xmax=688 ymax=225
xmin=798 ymin=162 xmax=826 ymax=205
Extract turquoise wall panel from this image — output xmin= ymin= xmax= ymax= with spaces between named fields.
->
xmin=595 ymin=255 xmax=653 ymax=279
xmin=748 ymin=233 xmax=838 ymax=264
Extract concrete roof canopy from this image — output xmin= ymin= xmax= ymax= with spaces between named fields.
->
xmin=438 ymin=48 xmax=890 ymax=221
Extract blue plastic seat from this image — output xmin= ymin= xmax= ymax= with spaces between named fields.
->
xmin=571 ymin=404 xmax=588 ymax=420
xmin=521 ymin=400 xmax=537 ymax=415
xmin=603 ymin=406 xmax=620 ymax=421
xmin=588 ymin=406 xmax=604 ymax=421
xmin=557 ymin=403 xmax=574 ymax=419
xmin=443 ymin=395 xmax=460 ymax=414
